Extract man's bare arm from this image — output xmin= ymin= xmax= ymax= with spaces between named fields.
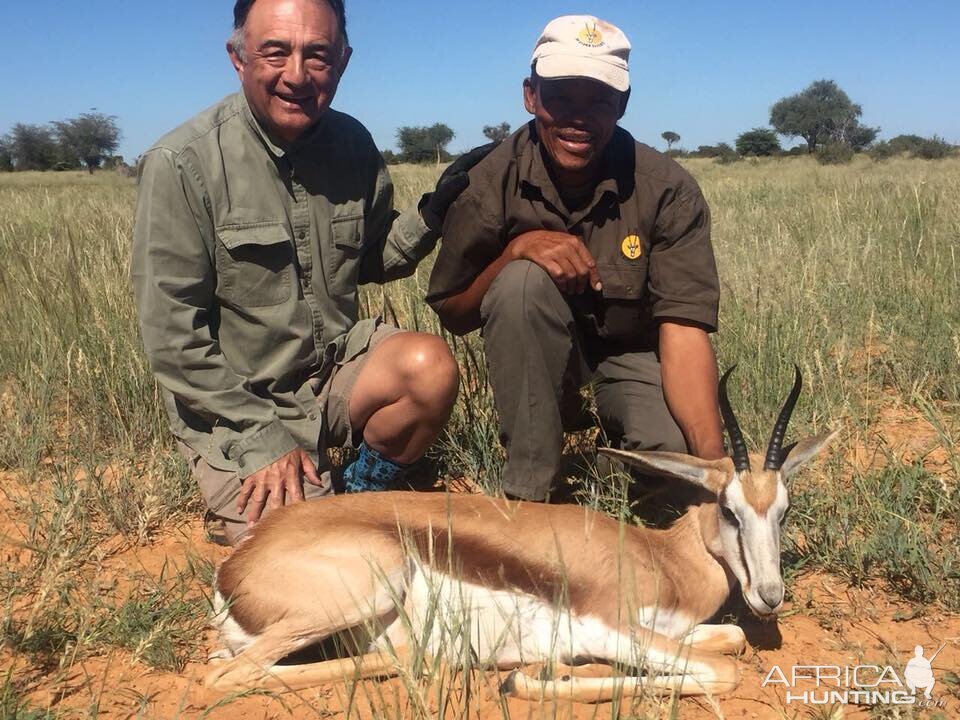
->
xmin=659 ymin=320 xmax=726 ymax=459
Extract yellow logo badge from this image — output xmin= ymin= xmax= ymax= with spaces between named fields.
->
xmin=621 ymin=235 xmax=643 ymax=260
xmin=577 ymin=22 xmax=604 ymax=47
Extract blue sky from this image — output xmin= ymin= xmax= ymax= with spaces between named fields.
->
xmin=2 ymin=0 xmax=958 ymax=162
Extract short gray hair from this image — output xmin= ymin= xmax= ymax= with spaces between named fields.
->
xmin=229 ymin=0 xmax=349 ymax=64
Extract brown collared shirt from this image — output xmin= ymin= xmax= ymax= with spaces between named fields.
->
xmin=427 ymin=123 xmax=719 ymax=349
xmin=132 ymin=93 xmax=436 ymax=477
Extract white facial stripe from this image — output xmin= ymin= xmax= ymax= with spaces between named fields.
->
xmin=722 ymin=475 xmax=787 ymax=612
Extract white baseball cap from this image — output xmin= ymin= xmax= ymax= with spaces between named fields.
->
xmin=531 ymin=15 xmax=631 ymax=92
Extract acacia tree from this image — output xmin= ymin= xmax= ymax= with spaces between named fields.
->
xmin=482 ymin=122 xmax=511 ymax=143
xmin=735 ymin=128 xmax=781 ymax=156
xmin=769 ymin=80 xmax=877 ymax=153
xmin=661 ymin=131 xmax=680 ymax=150
xmin=396 ymin=123 xmax=455 ymax=164
xmin=0 ymin=138 xmax=12 ymax=171
xmin=53 ymin=112 xmax=121 ymax=172
xmin=6 ymin=123 xmax=59 ymax=170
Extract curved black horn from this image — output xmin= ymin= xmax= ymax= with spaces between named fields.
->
xmin=719 ymin=366 xmax=750 ymax=473
xmin=764 ymin=365 xmax=803 ymax=470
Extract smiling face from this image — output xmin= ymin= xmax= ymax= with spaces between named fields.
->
xmin=228 ymin=0 xmax=351 ymax=144
xmin=523 ymin=75 xmax=625 ymax=190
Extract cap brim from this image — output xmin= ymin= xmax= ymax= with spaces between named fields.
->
xmin=535 ymin=55 xmax=629 ymax=92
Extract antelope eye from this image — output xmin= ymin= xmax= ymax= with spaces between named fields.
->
xmin=721 ymin=506 xmax=739 ymax=527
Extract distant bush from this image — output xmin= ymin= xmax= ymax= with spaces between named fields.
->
xmin=693 ymin=145 xmax=721 ymax=158
xmin=912 ymin=136 xmax=955 ymax=160
xmin=715 ymin=142 xmax=740 ymax=165
xmin=816 ymin=143 xmax=855 ymax=165
xmin=888 ymin=134 xmax=926 ymax=155
xmin=785 ymin=144 xmax=809 ymax=156
xmin=874 ymin=134 xmax=955 ymax=160
xmin=869 ymin=141 xmax=896 ymax=161
xmin=735 ymin=128 xmax=781 ymax=157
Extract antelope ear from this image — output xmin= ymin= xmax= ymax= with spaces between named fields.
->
xmin=780 ymin=430 xmax=840 ymax=479
xmin=598 ymin=448 xmax=733 ymax=494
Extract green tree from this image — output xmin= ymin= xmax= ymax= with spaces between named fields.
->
xmin=888 ymin=134 xmax=926 ymax=154
xmin=396 ymin=123 xmax=456 ymax=164
xmin=7 ymin=123 xmax=58 ymax=170
xmin=482 ymin=122 xmax=511 ymax=143
xmin=735 ymin=128 xmax=781 ymax=156
xmin=846 ymin=123 xmax=879 ymax=151
xmin=769 ymin=80 xmax=877 ymax=153
xmin=0 ymin=138 xmax=12 ymax=171
xmin=661 ymin=131 xmax=680 ymax=150
xmin=715 ymin=142 xmax=739 ymax=164
xmin=52 ymin=112 xmax=122 ymax=172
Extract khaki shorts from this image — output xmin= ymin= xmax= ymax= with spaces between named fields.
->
xmin=179 ymin=322 xmax=403 ymax=544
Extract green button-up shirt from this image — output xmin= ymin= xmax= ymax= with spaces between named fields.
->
xmin=132 ymin=92 xmax=437 ymax=477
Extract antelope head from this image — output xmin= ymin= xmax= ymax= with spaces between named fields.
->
xmin=600 ymin=366 xmax=838 ymax=618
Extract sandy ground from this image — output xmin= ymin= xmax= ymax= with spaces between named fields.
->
xmin=7 ymin=509 xmax=958 ymax=719
xmin=4 ymin=400 xmax=959 ymax=718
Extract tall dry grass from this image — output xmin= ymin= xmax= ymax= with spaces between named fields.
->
xmin=0 ymin=156 xmax=958 ymax=716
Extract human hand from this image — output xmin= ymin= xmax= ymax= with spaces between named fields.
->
xmin=509 ymin=230 xmax=603 ymax=294
xmin=236 ymin=448 xmax=322 ymax=527
xmin=419 ymin=141 xmax=500 ymax=231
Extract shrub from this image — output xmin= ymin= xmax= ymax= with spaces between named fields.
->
xmin=913 ymin=136 xmax=955 ymax=160
xmin=735 ymin=128 xmax=781 ymax=157
xmin=715 ymin=142 xmax=740 ymax=165
xmin=816 ymin=143 xmax=854 ymax=165
xmin=869 ymin=141 xmax=896 ymax=161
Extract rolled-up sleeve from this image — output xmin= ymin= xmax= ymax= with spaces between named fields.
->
xmin=648 ymin=186 xmax=719 ymax=332
xmin=131 ymin=148 xmax=298 ymax=476
xmin=359 ymin=155 xmax=441 ymax=284
xmin=425 ymin=191 xmax=504 ymax=312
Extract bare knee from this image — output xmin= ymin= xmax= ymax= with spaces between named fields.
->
xmin=394 ymin=333 xmax=459 ymax=416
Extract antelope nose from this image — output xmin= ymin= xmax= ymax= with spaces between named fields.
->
xmin=758 ymin=582 xmax=783 ymax=611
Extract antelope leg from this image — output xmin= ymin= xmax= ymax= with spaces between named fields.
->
xmin=501 ymin=655 xmax=739 ymax=702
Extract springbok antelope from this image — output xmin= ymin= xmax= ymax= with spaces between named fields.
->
xmin=205 ymin=367 xmax=837 ymax=702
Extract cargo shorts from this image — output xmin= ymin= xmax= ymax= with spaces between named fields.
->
xmin=178 ymin=321 xmax=403 ymax=544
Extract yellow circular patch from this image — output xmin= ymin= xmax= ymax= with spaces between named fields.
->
xmin=577 ymin=25 xmax=604 ymax=47
xmin=621 ymin=235 xmax=643 ymax=260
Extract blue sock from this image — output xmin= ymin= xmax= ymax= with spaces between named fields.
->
xmin=343 ymin=443 xmax=409 ymax=493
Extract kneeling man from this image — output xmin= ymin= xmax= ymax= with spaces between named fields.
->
xmin=427 ymin=16 xmax=724 ymax=500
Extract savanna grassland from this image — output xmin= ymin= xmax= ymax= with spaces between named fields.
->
xmin=1 ymin=156 xmax=959 ymax=719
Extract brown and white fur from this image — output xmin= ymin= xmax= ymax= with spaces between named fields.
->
xmin=205 ymin=371 xmax=836 ymax=702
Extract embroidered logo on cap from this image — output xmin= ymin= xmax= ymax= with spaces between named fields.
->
xmin=577 ymin=22 xmax=605 ymax=48
xmin=621 ymin=235 xmax=643 ymax=260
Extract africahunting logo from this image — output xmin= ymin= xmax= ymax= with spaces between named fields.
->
xmin=762 ymin=644 xmax=949 ymax=708
xmin=577 ymin=22 xmax=604 ymax=48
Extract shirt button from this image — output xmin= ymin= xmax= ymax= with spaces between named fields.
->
xmin=308 ymin=411 xmax=318 ymax=421
xmin=298 ymin=230 xmax=306 ymax=240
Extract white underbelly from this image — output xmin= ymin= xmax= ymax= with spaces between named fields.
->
xmin=371 ymin=564 xmax=631 ymax=668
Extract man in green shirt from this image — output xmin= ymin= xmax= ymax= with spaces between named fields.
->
xmin=132 ymin=0 xmax=461 ymax=544
xmin=427 ymin=16 xmax=725 ymax=501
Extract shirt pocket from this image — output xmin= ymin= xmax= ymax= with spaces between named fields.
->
xmin=214 ymin=221 xmax=295 ymax=307
xmin=328 ymin=206 xmax=366 ymax=294
xmin=593 ymin=263 xmax=652 ymax=340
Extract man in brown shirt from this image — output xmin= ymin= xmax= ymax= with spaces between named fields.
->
xmin=427 ymin=15 xmax=725 ymax=500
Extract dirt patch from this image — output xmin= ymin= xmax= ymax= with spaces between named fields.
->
xmin=848 ymin=396 xmax=958 ymax=483
xmin=12 ymin=539 xmax=958 ymax=719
